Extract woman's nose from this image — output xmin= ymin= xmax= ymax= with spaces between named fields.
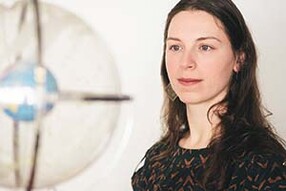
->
xmin=179 ymin=50 xmax=196 ymax=69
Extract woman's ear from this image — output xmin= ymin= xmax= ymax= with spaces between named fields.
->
xmin=233 ymin=52 xmax=245 ymax=72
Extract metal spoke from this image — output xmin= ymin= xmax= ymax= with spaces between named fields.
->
xmin=59 ymin=91 xmax=132 ymax=102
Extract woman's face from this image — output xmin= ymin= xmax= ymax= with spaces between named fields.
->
xmin=165 ymin=10 xmax=239 ymax=106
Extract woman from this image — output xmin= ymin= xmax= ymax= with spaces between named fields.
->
xmin=132 ymin=0 xmax=286 ymax=190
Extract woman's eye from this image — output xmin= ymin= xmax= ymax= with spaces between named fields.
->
xmin=169 ymin=45 xmax=182 ymax=52
xmin=200 ymin=45 xmax=212 ymax=51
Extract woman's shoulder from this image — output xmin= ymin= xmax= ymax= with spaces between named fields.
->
xmin=234 ymin=151 xmax=286 ymax=190
xmin=144 ymin=141 xmax=169 ymax=159
xmin=232 ymin=127 xmax=286 ymax=169
xmin=132 ymin=141 xmax=169 ymax=176
xmin=240 ymin=151 xmax=286 ymax=172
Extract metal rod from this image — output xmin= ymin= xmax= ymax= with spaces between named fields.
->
xmin=59 ymin=91 xmax=132 ymax=102
xmin=18 ymin=0 xmax=29 ymax=32
xmin=13 ymin=121 xmax=21 ymax=187
xmin=26 ymin=0 xmax=44 ymax=190
xmin=26 ymin=125 xmax=41 ymax=191
xmin=32 ymin=0 xmax=43 ymax=67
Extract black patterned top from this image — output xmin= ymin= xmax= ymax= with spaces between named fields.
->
xmin=132 ymin=142 xmax=286 ymax=191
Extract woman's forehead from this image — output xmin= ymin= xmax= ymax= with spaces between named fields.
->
xmin=167 ymin=10 xmax=228 ymax=42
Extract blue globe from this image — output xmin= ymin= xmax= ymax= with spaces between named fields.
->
xmin=0 ymin=62 xmax=58 ymax=121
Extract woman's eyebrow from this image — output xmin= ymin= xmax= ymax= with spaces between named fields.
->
xmin=166 ymin=37 xmax=181 ymax=41
xmin=196 ymin=36 xmax=221 ymax=42
xmin=166 ymin=36 xmax=221 ymax=42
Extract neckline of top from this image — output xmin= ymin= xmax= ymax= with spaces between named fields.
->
xmin=176 ymin=142 xmax=210 ymax=153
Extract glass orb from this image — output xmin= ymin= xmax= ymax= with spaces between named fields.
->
xmin=0 ymin=1 xmax=124 ymax=189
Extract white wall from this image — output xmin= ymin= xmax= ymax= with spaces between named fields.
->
xmin=234 ymin=0 xmax=286 ymax=137
xmin=1 ymin=0 xmax=286 ymax=190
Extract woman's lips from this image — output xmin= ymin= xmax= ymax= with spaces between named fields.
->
xmin=178 ymin=78 xmax=203 ymax=86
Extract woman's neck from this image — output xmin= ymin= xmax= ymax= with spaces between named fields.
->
xmin=179 ymin=104 xmax=220 ymax=149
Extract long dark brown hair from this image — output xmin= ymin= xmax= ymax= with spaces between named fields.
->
xmin=159 ymin=0 xmax=286 ymax=189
